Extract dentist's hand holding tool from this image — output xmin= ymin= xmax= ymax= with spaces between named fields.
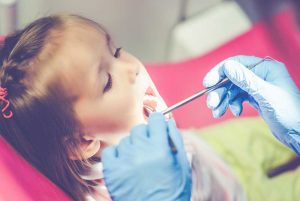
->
xmin=102 ymin=113 xmax=192 ymax=201
xmin=203 ymin=55 xmax=300 ymax=154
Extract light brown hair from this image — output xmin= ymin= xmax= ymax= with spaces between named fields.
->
xmin=0 ymin=15 xmax=103 ymax=201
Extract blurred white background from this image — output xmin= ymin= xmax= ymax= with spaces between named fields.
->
xmin=0 ymin=0 xmax=286 ymax=62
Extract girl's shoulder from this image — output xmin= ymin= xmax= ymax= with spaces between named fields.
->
xmin=182 ymin=131 xmax=248 ymax=201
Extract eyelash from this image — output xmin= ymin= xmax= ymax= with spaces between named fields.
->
xmin=114 ymin=47 xmax=122 ymax=58
xmin=103 ymin=47 xmax=120 ymax=93
xmin=103 ymin=73 xmax=112 ymax=93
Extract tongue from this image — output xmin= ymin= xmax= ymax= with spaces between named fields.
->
xmin=143 ymin=100 xmax=157 ymax=111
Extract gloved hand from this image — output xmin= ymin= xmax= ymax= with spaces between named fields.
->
xmin=203 ymin=55 xmax=300 ymax=154
xmin=101 ymin=113 xmax=192 ymax=201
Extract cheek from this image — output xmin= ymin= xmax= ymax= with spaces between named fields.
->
xmin=85 ymin=92 xmax=141 ymax=135
xmin=102 ymin=93 xmax=141 ymax=129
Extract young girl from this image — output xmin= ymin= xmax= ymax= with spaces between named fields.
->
xmin=0 ymin=15 xmax=246 ymax=201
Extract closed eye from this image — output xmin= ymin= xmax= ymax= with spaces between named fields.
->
xmin=103 ymin=73 xmax=112 ymax=93
xmin=114 ymin=47 xmax=122 ymax=58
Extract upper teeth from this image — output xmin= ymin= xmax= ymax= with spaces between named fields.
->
xmin=143 ymin=95 xmax=157 ymax=101
xmin=144 ymin=105 xmax=155 ymax=112
xmin=143 ymin=94 xmax=168 ymax=114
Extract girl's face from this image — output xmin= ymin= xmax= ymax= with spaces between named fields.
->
xmin=57 ymin=25 xmax=168 ymax=157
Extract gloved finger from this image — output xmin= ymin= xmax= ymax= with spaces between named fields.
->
xmin=203 ymin=55 xmax=263 ymax=88
xmin=167 ymin=119 xmax=190 ymax=166
xmin=229 ymin=96 xmax=246 ymax=117
xmin=222 ymin=60 xmax=268 ymax=101
xmin=230 ymin=55 xmax=263 ymax=67
xmin=130 ymin=124 xmax=148 ymax=143
xmin=148 ymin=112 xmax=168 ymax=143
xmin=167 ymin=119 xmax=184 ymax=153
xmin=231 ymin=56 xmax=287 ymax=86
xmin=117 ymin=137 xmax=133 ymax=158
xmin=203 ymin=60 xmax=229 ymax=87
xmin=207 ymin=83 xmax=241 ymax=109
xmin=212 ymin=94 xmax=230 ymax=118
xmin=210 ymin=85 xmax=241 ymax=117
xmin=206 ymin=87 xmax=227 ymax=109
xmin=225 ymin=86 xmax=248 ymax=116
xmin=101 ymin=145 xmax=119 ymax=166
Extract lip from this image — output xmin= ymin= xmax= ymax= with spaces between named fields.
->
xmin=142 ymin=86 xmax=173 ymax=121
xmin=145 ymin=86 xmax=156 ymax=96
xmin=143 ymin=86 xmax=158 ymax=120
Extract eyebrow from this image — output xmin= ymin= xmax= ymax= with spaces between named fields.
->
xmin=94 ymin=33 xmax=112 ymax=95
xmin=105 ymin=33 xmax=114 ymax=55
xmin=105 ymin=33 xmax=110 ymax=46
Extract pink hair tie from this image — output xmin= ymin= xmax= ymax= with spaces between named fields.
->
xmin=0 ymin=87 xmax=13 ymax=119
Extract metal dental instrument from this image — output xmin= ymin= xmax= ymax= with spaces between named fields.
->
xmin=144 ymin=106 xmax=177 ymax=153
xmin=161 ymin=56 xmax=274 ymax=115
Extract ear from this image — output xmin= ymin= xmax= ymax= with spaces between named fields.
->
xmin=69 ymin=135 xmax=101 ymax=160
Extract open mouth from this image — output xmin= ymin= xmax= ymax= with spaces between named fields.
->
xmin=143 ymin=86 xmax=158 ymax=120
xmin=143 ymin=106 xmax=154 ymax=120
xmin=142 ymin=86 xmax=172 ymax=121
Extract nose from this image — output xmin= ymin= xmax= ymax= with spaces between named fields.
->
xmin=122 ymin=53 xmax=140 ymax=83
xmin=128 ymin=64 xmax=140 ymax=84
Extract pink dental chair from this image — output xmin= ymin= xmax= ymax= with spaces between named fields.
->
xmin=1 ymin=8 xmax=300 ymax=201
xmin=147 ymin=9 xmax=300 ymax=129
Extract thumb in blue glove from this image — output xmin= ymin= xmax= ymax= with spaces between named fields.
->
xmin=203 ymin=55 xmax=300 ymax=154
xmin=101 ymin=113 xmax=192 ymax=201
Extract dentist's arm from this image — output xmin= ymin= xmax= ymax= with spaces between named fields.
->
xmin=102 ymin=113 xmax=192 ymax=201
xmin=203 ymin=55 xmax=300 ymax=154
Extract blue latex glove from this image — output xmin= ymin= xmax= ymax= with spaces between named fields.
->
xmin=203 ymin=55 xmax=300 ymax=154
xmin=102 ymin=113 xmax=192 ymax=201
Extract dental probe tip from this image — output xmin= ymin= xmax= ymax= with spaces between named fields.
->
xmin=160 ymin=56 xmax=273 ymax=115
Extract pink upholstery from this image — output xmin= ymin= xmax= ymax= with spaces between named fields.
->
xmin=147 ymin=8 xmax=300 ymax=128
xmin=1 ymin=8 xmax=300 ymax=200
xmin=0 ymin=34 xmax=71 ymax=201
xmin=0 ymin=138 xmax=71 ymax=201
